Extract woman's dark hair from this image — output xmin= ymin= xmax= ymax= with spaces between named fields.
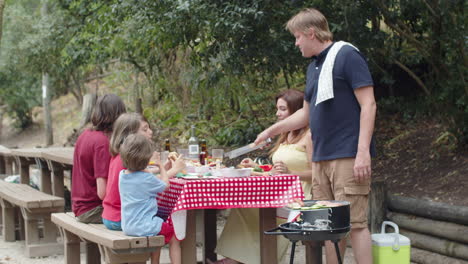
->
xmin=91 ymin=94 xmax=126 ymax=133
xmin=120 ymin=133 xmax=154 ymax=171
xmin=270 ymin=89 xmax=309 ymax=154
xmin=275 ymin=89 xmax=305 ymax=115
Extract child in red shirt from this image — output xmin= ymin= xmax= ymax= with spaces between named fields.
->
xmin=102 ymin=112 xmax=185 ymax=230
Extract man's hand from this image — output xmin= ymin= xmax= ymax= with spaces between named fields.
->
xmin=353 ymin=150 xmax=371 ymax=183
xmin=254 ymin=130 xmax=270 ymax=146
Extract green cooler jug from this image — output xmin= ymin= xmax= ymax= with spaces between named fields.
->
xmin=372 ymin=221 xmax=411 ymax=264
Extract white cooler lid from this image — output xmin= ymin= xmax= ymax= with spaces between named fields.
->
xmin=372 ymin=233 xmax=411 ymax=247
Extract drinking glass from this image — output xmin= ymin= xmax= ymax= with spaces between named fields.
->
xmin=176 ymin=148 xmax=189 ymax=159
xmin=211 ymin=148 xmax=224 ymax=163
xmin=161 ymin=151 xmax=169 ymax=164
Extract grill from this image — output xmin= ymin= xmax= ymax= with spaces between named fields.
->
xmin=264 ymin=200 xmax=351 ymax=264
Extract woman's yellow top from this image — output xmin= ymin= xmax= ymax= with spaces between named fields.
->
xmin=271 ymin=143 xmax=312 ymax=199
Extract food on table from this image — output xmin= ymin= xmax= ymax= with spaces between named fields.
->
xmin=288 ymin=200 xmax=342 ymax=210
xmin=287 ymin=198 xmax=305 ymax=209
xmin=259 ymin=165 xmax=273 ymax=172
xmin=251 ymin=171 xmax=265 ymax=176
xmin=253 ymin=166 xmax=263 ymax=172
xmin=316 ymin=201 xmax=342 ymax=207
xmin=168 ymin=152 xmax=179 ymax=161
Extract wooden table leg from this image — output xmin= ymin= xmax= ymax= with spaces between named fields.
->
xmin=63 ymin=229 xmax=80 ymax=264
xmin=0 ymin=199 xmax=15 ymax=241
xmin=203 ymin=209 xmax=217 ymax=262
xmin=0 ymin=155 xmax=5 ymax=175
xmin=85 ymin=241 xmax=101 ymax=264
xmin=50 ymin=161 xmax=65 ymax=198
xmin=259 ymin=208 xmax=277 ymax=264
xmin=36 ymin=158 xmax=52 ymax=195
xmin=181 ymin=210 xmax=197 ymax=264
xmin=5 ymin=156 xmax=14 ymax=175
xmin=17 ymin=156 xmax=30 ymax=185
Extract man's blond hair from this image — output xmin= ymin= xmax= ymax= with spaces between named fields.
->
xmin=285 ymin=8 xmax=333 ymax=42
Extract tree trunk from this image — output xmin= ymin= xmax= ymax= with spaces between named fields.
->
xmin=133 ymin=71 xmax=142 ymax=114
xmin=42 ymin=72 xmax=53 ymax=146
xmin=0 ymin=0 xmax=5 ymax=49
xmin=41 ymin=1 xmax=53 ymax=146
xmin=0 ymin=106 xmax=5 ymax=141
xmin=400 ymin=228 xmax=468 ymax=260
xmin=387 ymin=211 xmax=468 ymax=244
xmin=79 ymin=93 xmax=97 ymax=128
xmin=388 ymin=194 xmax=468 ymax=225
xmin=411 ymin=247 xmax=468 ymax=264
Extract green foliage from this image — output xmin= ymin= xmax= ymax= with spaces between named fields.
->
xmin=1 ymin=0 xmax=466 ymax=147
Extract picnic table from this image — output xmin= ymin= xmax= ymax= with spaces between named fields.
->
xmin=41 ymin=147 xmax=73 ymax=198
xmin=157 ymin=175 xmax=304 ymax=264
xmin=10 ymin=147 xmax=73 ymax=198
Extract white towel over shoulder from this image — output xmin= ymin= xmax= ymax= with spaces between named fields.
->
xmin=316 ymin=41 xmax=358 ymax=106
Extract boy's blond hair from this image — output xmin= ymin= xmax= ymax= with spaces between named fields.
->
xmin=120 ymin=133 xmax=154 ymax=172
xmin=285 ymin=8 xmax=333 ymax=42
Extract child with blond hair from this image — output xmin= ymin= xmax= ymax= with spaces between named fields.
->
xmin=119 ymin=133 xmax=181 ymax=264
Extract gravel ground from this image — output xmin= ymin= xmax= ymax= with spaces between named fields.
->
xmin=0 ymin=238 xmax=356 ymax=264
xmin=0 ymin=209 xmax=357 ymax=264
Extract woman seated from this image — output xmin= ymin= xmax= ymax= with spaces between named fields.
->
xmin=209 ymin=89 xmax=313 ymax=264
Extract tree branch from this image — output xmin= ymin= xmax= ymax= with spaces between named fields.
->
xmin=394 ymin=59 xmax=431 ymax=96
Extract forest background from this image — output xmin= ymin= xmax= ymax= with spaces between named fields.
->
xmin=0 ymin=1 xmax=466 ymax=205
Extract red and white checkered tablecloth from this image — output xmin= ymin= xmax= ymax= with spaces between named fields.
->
xmin=156 ymin=175 xmax=304 ymax=239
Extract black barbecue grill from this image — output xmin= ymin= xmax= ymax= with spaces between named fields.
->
xmin=264 ymin=200 xmax=351 ymax=264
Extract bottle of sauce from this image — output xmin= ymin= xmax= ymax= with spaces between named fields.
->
xmin=188 ymin=125 xmax=199 ymax=161
xmin=164 ymin=139 xmax=171 ymax=152
xmin=199 ymin=139 xmax=207 ymax=165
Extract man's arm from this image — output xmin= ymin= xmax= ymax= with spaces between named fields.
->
xmin=255 ymin=100 xmax=310 ymax=145
xmin=354 ymin=85 xmax=377 ymax=182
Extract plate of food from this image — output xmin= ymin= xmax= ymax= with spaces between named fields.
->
xmin=211 ymin=168 xmax=252 ymax=177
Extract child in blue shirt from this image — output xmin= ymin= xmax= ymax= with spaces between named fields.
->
xmin=119 ymin=133 xmax=181 ymax=264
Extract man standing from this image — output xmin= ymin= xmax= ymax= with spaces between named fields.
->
xmin=255 ymin=8 xmax=376 ymax=264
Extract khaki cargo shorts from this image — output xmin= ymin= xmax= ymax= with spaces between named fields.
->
xmin=312 ymin=158 xmax=370 ymax=229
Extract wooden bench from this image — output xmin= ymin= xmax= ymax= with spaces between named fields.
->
xmin=52 ymin=212 xmax=165 ymax=264
xmin=0 ymin=180 xmax=64 ymax=257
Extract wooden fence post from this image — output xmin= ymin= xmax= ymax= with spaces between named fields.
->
xmin=368 ymin=179 xmax=387 ymax=233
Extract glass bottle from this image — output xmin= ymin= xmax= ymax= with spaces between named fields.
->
xmin=188 ymin=125 xmax=199 ymax=160
xmin=164 ymin=139 xmax=171 ymax=152
xmin=199 ymin=139 xmax=207 ymax=165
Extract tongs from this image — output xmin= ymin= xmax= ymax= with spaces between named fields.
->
xmin=224 ymin=138 xmax=272 ymax=159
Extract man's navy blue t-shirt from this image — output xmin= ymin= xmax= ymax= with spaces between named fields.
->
xmin=304 ymin=42 xmax=376 ymax=162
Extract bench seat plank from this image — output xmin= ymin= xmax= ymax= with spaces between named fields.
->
xmin=88 ymin=224 xmax=150 ymax=249
xmin=52 ymin=212 xmax=165 ymax=264
xmin=53 ymin=213 xmax=131 ymax=249
xmin=0 ymin=181 xmax=64 ymax=209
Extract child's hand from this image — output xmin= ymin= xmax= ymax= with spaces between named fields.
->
xmin=164 ymin=159 xmax=172 ymax=171
xmin=147 ymin=166 xmax=161 ymax=174
xmin=149 ymin=151 xmax=162 ymax=166
xmin=171 ymin=154 xmax=186 ymax=174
